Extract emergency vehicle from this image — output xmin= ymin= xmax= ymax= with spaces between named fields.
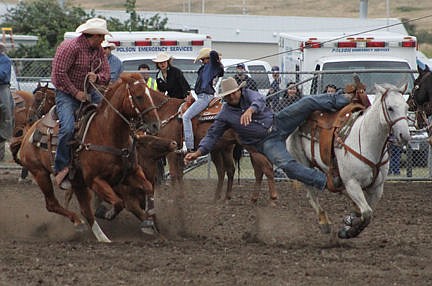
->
xmin=278 ymin=31 xmax=417 ymax=97
xmin=64 ymin=31 xmax=212 ymax=87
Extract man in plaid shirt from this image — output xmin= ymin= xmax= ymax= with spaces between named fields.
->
xmin=51 ymin=18 xmax=111 ymax=189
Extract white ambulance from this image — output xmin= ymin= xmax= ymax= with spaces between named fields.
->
xmin=64 ymin=31 xmax=212 ymax=87
xmin=278 ymin=31 xmax=417 ymax=98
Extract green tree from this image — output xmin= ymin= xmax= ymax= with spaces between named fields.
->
xmin=2 ymin=0 xmax=89 ymax=57
xmin=1 ymin=0 xmax=168 ymax=58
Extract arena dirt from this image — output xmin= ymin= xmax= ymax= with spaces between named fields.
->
xmin=1 ymin=169 xmax=432 ymax=286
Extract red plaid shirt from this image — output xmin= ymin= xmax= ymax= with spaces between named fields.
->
xmin=51 ymin=34 xmax=110 ymax=96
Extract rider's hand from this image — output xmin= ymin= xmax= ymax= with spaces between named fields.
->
xmin=240 ymin=107 xmax=254 ymax=126
xmin=75 ymin=91 xmax=87 ymax=102
xmin=87 ymin=72 xmax=97 ymax=83
xmin=184 ymin=150 xmax=202 ymax=165
xmin=186 ymin=94 xmax=194 ymax=104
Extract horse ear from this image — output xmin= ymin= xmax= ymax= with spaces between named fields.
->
xmin=36 ymin=82 xmax=41 ymax=88
xmin=425 ymin=65 xmax=430 ymax=72
xmin=374 ymin=83 xmax=386 ymax=95
xmin=418 ymin=65 xmax=425 ymax=73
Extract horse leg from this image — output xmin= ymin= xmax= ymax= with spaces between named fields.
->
xmin=73 ymin=186 xmax=111 ymax=243
xmin=166 ymin=152 xmax=184 ymax=193
xmin=339 ymin=179 xmax=373 ymax=239
xmin=31 ymin=169 xmax=83 ymax=226
xmin=306 ymin=187 xmax=332 ymax=234
xmin=251 ymin=152 xmax=278 ymax=206
xmin=211 ymin=151 xmax=225 ymax=202
xmin=91 ymin=177 xmax=125 ymax=221
xmin=221 ymin=145 xmax=235 ymax=201
xmin=249 ymin=155 xmax=262 ymax=204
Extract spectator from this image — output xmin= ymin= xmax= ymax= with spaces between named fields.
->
xmin=324 ymin=84 xmax=337 ymax=94
xmin=101 ymin=40 xmax=122 ymax=83
xmin=272 ymin=82 xmax=301 ymax=112
xmin=267 ymin=65 xmax=281 ymax=96
xmin=51 ymin=18 xmax=111 ymax=189
xmin=138 ymin=63 xmax=158 ymax=90
xmin=183 ymin=48 xmax=224 ymax=152
xmin=152 ymin=52 xmax=190 ymax=99
xmin=388 ymin=135 xmax=402 ymax=176
xmin=0 ymin=42 xmax=13 ymax=161
xmin=234 ymin=63 xmax=258 ymax=91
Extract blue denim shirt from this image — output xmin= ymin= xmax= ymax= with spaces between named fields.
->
xmin=0 ymin=53 xmax=11 ymax=85
xmin=107 ymin=53 xmax=123 ymax=82
xmin=198 ymin=88 xmax=274 ymax=155
xmin=194 ymin=50 xmax=224 ymax=95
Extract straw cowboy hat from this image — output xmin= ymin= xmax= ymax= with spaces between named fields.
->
xmin=218 ymin=77 xmax=246 ymax=97
xmin=101 ymin=40 xmax=116 ymax=50
xmin=152 ymin=52 xmax=172 ymax=63
xmin=194 ymin=47 xmax=211 ymax=63
xmin=76 ymin=18 xmax=111 ymax=36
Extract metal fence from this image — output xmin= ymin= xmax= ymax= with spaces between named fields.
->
xmin=10 ymin=58 xmax=431 ymax=181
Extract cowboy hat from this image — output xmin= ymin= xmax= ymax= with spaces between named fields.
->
xmin=152 ymin=52 xmax=172 ymax=63
xmin=194 ymin=47 xmax=211 ymax=63
xmin=76 ymin=18 xmax=111 ymax=36
xmin=101 ymin=40 xmax=116 ymax=50
xmin=218 ymin=77 xmax=246 ymax=97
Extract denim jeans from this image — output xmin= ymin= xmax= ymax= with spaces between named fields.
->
xmin=259 ymin=92 xmax=350 ymax=191
xmin=388 ymin=143 xmax=402 ymax=175
xmin=54 ymin=89 xmax=102 ymax=173
xmin=183 ymin=92 xmax=213 ymax=150
xmin=0 ymin=85 xmax=13 ymax=142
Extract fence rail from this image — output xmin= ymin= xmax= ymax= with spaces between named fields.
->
xmin=10 ymin=58 xmax=429 ymax=181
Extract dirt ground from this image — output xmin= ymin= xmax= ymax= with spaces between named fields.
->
xmin=1 ymin=170 xmax=432 ymax=286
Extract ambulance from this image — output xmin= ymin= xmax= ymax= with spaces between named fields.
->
xmin=64 ymin=31 xmax=212 ymax=87
xmin=278 ymin=31 xmax=417 ymax=98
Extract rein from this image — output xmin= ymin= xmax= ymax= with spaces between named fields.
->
xmin=335 ymin=88 xmax=407 ymax=188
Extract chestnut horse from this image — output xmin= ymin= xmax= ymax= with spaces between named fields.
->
xmin=11 ymin=83 xmax=56 ymax=179
xmin=149 ymin=88 xmax=277 ymax=204
xmin=17 ymin=73 xmax=160 ymax=242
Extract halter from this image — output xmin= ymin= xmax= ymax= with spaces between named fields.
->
xmin=336 ymin=87 xmax=408 ymax=188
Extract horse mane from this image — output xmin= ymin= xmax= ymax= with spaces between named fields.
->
xmin=14 ymin=90 xmax=34 ymax=105
xmin=101 ymin=72 xmax=146 ymax=110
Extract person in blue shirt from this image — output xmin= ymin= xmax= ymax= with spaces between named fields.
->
xmin=182 ymin=48 xmax=224 ymax=151
xmin=0 ymin=42 xmax=13 ymax=147
xmin=102 ymin=40 xmax=123 ymax=83
xmin=184 ymin=77 xmax=351 ymax=191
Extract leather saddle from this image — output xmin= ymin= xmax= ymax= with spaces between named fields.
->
xmin=179 ymin=97 xmax=223 ymax=122
xmin=300 ymin=102 xmax=365 ymax=192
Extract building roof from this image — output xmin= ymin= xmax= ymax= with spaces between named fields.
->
xmin=95 ymin=10 xmax=407 ymax=44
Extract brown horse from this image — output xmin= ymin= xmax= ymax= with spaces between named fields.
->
xmin=18 ymin=73 xmax=160 ymax=242
xmin=11 ymin=83 xmax=57 ymax=180
xmin=149 ymin=88 xmax=278 ymax=205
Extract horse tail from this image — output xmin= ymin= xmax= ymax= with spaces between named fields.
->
xmin=233 ymin=143 xmax=243 ymax=184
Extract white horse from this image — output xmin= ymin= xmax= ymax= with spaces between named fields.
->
xmin=287 ymin=83 xmax=411 ymax=239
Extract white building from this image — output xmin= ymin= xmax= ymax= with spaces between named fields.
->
xmin=95 ymin=10 xmax=407 ymax=65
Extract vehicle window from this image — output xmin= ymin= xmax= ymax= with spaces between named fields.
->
xmin=248 ymin=65 xmax=270 ymax=89
xmin=321 ymin=61 xmax=414 ymax=94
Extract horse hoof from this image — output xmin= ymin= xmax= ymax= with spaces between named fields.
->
xmin=140 ymin=220 xmax=156 ymax=236
xmin=74 ymin=222 xmax=87 ymax=233
xmin=95 ymin=205 xmax=109 ymax=220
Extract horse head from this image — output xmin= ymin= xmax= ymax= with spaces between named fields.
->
xmin=374 ymin=83 xmax=411 ymax=146
xmin=412 ymin=65 xmax=432 ymax=107
xmin=106 ymin=72 xmax=160 ymax=135
xmin=31 ymin=83 xmax=56 ymax=121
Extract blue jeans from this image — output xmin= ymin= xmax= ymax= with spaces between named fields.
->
xmin=388 ymin=143 xmax=402 ymax=175
xmin=182 ymin=92 xmax=213 ymax=150
xmin=54 ymin=89 xmax=102 ymax=173
xmin=260 ymin=92 xmax=350 ymax=191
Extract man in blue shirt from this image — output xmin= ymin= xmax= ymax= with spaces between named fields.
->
xmin=184 ymin=77 xmax=350 ymax=191
xmin=102 ymin=40 xmax=123 ymax=82
xmin=0 ymin=42 xmax=14 ymax=149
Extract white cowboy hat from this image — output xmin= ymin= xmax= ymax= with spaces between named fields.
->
xmin=194 ymin=47 xmax=211 ymax=63
xmin=218 ymin=77 xmax=246 ymax=97
xmin=76 ymin=18 xmax=111 ymax=36
xmin=152 ymin=52 xmax=172 ymax=63
xmin=101 ymin=40 xmax=116 ymax=50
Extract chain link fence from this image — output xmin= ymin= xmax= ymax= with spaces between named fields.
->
xmin=9 ymin=58 xmax=431 ymax=181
